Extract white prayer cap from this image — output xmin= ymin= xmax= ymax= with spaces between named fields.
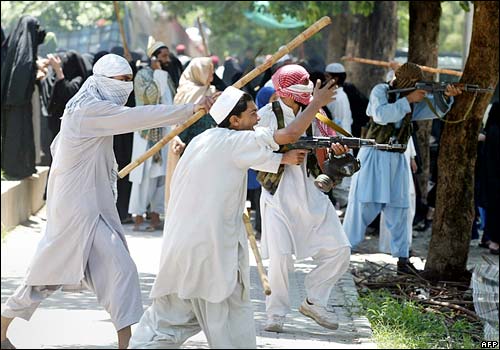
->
xmin=93 ymin=53 xmax=132 ymax=77
xmin=325 ymin=63 xmax=345 ymax=73
xmin=147 ymin=41 xmax=168 ymax=58
xmin=209 ymin=86 xmax=245 ymax=124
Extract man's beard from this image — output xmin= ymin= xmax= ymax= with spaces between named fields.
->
xmin=160 ymin=62 xmax=169 ymax=71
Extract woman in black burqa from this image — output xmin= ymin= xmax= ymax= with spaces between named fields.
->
xmin=1 ymin=15 xmax=46 ymax=179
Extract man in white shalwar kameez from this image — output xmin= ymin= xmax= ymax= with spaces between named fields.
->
xmin=0 ymin=54 xmax=214 ymax=350
xmin=129 ymin=81 xmax=340 ymax=349
xmin=342 ymin=62 xmax=462 ymax=275
xmin=324 ymin=63 xmax=353 ymax=209
xmin=256 ymin=64 xmax=351 ymax=333
xmin=128 ymin=41 xmax=181 ymax=231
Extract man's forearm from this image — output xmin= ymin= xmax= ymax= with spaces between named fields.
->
xmin=274 ymin=100 xmax=323 ymax=145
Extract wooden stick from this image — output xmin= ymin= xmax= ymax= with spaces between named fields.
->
xmin=243 ymin=209 xmax=271 ymax=295
xmin=341 ymin=56 xmax=463 ymax=77
xmin=197 ymin=16 xmax=210 ymax=56
xmin=118 ymin=16 xmax=332 ymax=178
xmin=113 ymin=1 xmax=132 ymax=62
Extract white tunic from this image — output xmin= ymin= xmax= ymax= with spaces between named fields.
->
xmin=24 ymin=100 xmax=195 ymax=286
xmin=129 ymin=69 xmax=175 ymax=184
xmin=257 ymin=99 xmax=351 ymax=260
xmin=150 ymin=127 xmax=282 ymax=303
xmin=325 ymin=87 xmax=353 ymax=134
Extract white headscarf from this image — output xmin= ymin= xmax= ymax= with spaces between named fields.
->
xmin=65 ymin=54 xmax=133 ymax=114
xmin=174 ymin=57 xmax=215 ymax=105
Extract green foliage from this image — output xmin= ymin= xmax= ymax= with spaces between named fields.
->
xmin=161 ymin=1 xmax=302 ymax=60
xmin=439 ymin=1 xmax=466 ymax=53
xmin=359 ymin=289 xmax=482 ymax=349
xmin=1 ymin=1 xmax=115 ymax=33
xmin=267 ymin=1 xmax=375 ymax=23
xmin=1 ymin=1 xmax=468 ymax=61
xmin=397 ymin=1 xmax=410 ymax=50
xmin=459 ymin=1 xmax=471 ymax=12
xmin=396 ymin=1 xmax=467 ymax=54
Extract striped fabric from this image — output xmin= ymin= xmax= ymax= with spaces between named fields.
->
xmin=471 ymin=263 xmax=499 ymax=341
xmin=271 ymin=64 xmax=312 ymax=105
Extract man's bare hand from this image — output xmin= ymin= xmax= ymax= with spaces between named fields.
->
xmin=330 ymin=143 xmax=349 ymax=156
xmin=444 ymin=84 xmax=463 ymax=97
xmin=194 ymin=92 xmax=220 ymax=114
xmin=311 ymin=79 xmax=337 ymax=107
xmin=406 ymin=89 xmax=427 ymax=103
xmin=281 ymin=149 xmax=309 ymax=166
xmin=151 ymin=57 xmax=161 ymax=70
xmin=171 ymin=136 xmax=186 ymax=155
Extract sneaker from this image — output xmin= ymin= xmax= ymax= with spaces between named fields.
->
xmin=1 ymin=338 xmax=16 ymax=349
xmin=299 ymin=299 xmax=339 ymax=330
xmin=264 ymin=315 xmax=285 ymax=332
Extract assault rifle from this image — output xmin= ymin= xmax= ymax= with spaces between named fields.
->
xmin=388 ymin=81 xmax=495 ymax=95
xmin=289 ymin=136 xmax=407 ymax=152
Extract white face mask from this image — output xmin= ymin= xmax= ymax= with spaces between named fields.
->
xmin=285 ymin=81 xmax=314 ymax=94
xmin=94 ymin=76 xmax=133 ymax=105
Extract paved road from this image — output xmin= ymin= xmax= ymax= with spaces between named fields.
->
xmin=1 ymin=208 xmax=375 ymax=349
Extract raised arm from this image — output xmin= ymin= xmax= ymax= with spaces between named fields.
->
xmin=273 ymin=79 xmax=337 ymax=145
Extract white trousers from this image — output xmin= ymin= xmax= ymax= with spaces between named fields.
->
xmin=265 ymin=244 xmax=350 ymax=317
xmin=1 ymin=219 xmax=143 ymax=331
xmin=129 ymin=175 xmax=165 ymax=215
xmin=129 ymin=280 xmax=256 ymax=349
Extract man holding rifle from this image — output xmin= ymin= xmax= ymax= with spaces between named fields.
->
xmin=256 ymin=64 xmax=352 ymax=333
xmin=129 ymin=80 xmax=342 ymax=349
xmin=343 ymin=62 xmax=463 ymax=275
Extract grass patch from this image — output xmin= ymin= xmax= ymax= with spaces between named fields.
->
xmin=359 ymin=289 xmax=483 ymax=349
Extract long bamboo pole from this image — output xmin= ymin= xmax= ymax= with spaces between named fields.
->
xmin=341 ymin=56 xmax=463 ymax=77
xmin=118 ymin=16 xmax=332 ymax=178
xmin=113 ymin=0 xmax=132 ymax=62
xmin=243 ymin=209 xmax=271 ymax=295
xmin=197 ymin=16 xmax=210 ymax=56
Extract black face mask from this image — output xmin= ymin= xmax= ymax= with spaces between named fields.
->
xmin=37 ymin=28 xmax=47 ymax=45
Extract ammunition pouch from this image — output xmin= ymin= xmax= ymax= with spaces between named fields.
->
xmin=257 ymin=165 xmax=285 ymax=195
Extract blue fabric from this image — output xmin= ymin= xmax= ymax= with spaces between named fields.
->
xmin=247 ymin=169 xmax=261 ymax=190
xmin=256 ymin=86 xmax=275 ymax=109
xmin=343 ymin=200 xmax=410 ymax=258
xmin=343 ymin=83 xmax=454 ymax=258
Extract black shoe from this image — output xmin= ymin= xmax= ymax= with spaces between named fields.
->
xmin=397 ymin=259 xmax=421 ymax=276
xmin=121 ymin=216 xmax=134 ymax=224
xmin=415 ymin=219 xmax=431 ymax=232
xmin=479 ymin=241 xmax=491 ymax=249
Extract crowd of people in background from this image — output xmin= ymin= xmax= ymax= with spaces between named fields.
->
xmin=0 ymin=13 xmax=498 ymax=350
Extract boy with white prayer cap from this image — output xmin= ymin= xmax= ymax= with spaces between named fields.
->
xmin=129 ymin=80 xmax=343 ymax=349
xmin=0 ymin=53 xmax=214 ymax=349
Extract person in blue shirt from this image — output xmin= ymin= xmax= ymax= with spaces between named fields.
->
xmin=342 ymin=62 xmax=462 ymax=274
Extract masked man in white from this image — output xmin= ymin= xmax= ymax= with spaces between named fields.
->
xmin=257 ymin=64 xmax=352 ymax=333
xmin=0 ymin=53 xmax=214 ymax=350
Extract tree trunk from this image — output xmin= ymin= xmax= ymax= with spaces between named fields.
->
xmin=344 ymin=1 xmax=398 ymax=96
xmin=424 ymin=1 xmax=499 ymax=281
xmin=408 ymin=1 xmax=441 ymax=206
xmin=326 ymin=2 xmax=350 ymax=63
